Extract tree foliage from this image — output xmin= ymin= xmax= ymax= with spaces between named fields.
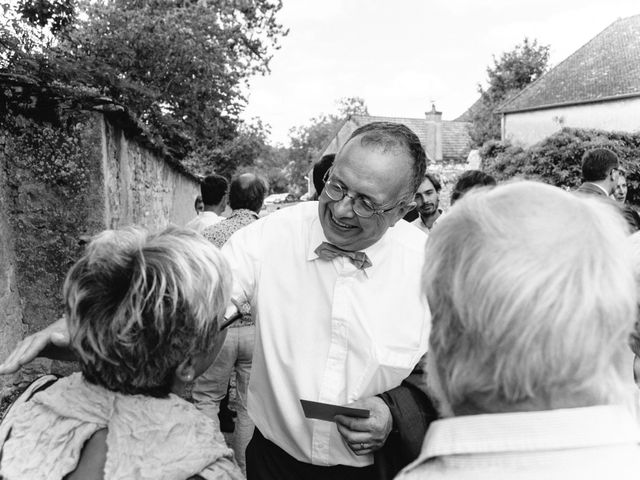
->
xmin=16 ymin=0 xmax=76 ymax=34
xmin=2 ymin=0 xmax=287 ymax=163
xmin=470 ymin=38 xmax=550 ymax=147
xmin=481 ymin=128 xmax=640 ymax=205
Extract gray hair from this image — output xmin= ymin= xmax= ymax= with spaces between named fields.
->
xmin=64 ymin=226 xmax=231 ymax=397
xmin=425 ymin=181 xmax=636 ymax=414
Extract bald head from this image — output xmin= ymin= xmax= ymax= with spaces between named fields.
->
xmin=229 ymin=173 xmax=268 ymax=213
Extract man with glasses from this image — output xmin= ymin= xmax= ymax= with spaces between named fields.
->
xmin=225 ymin=122 xmax=432 ymax=480
xmin=0 ymin=122 xmax=434 ymax=480
xmin=410 ymin=173 xmax=442 ymax=235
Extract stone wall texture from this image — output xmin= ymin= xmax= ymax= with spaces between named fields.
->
xmin=0 ymin=112 xmax=199 ymax=404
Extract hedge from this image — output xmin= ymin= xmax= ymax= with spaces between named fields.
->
xmin=481 ymin=128 xmax=640 ymax=205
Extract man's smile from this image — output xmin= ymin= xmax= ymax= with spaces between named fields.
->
xmin=330 ymin=212 xmax=357 ymax=229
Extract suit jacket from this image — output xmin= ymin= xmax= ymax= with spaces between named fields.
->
xmin=575 ymin=182 xmax=640 ymax=232
xmin=576 ymin=182 xmax=609 ymax=197
xmin=375 ymin=369 xmax=439 ymax=480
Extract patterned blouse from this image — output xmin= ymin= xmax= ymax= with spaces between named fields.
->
xmin=202 ymin=209 xmax=260 ymax=326
xmin=202 ymin=209 xmax=259 ymax=248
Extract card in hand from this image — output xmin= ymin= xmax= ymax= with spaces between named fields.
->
xmin=300 ymin=399 xmax=370 ymax=422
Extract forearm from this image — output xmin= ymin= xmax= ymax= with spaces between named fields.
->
xmin=0 ymin=316 xmax=72 ymax=374
xmin=40 ymin=344 xmax=76 ymax=362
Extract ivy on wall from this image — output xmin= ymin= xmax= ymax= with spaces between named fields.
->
xmin=3 ymin=116 xmax=92 ymax=197
xmin=1 ymin=108 xmax=104 ymax=335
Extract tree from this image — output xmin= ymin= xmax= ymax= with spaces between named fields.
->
xmin=183 ymin=117 xmax=275 ymax=180
xmin=287 ymin=96 xmax=368 ymax=192
xmin=2 ymin=0 xmax=287 ymax=160
xmin=15 ymin=0 xmax=75 ymax=35
xmin=248 ymin=145 xmax=290 ymax=193
xmin=470 ymin=38 xmax=550 ymax=147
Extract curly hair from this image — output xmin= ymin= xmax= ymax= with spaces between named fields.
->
xmin=64 ymin=226 xmax=231 ymax=397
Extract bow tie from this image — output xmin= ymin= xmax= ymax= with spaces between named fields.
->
xmin=314 ymin=242 xmax=372 ymax=270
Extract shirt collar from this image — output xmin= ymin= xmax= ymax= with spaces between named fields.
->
xmin=585 ymin=182 xmax=611 ymax=196
xmin=420 ymin=405 xmax=639 ymax=460
xmin=229 ymin=209 xmax=259 ymax=220
xmin=306 ymin=214 xmax=389 ymax=278
xmin=418 ymin=209 xmax=444 ymax=230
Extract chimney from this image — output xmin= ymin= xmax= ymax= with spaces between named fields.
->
xmin=425 ymin=102 xmax=442 ymax=123
xmin=425 ymin=102 xmax=443 ymax=162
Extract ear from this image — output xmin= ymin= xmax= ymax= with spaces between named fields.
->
xmin=174 ymin=356 xmax=197 ymax=385
xmin=389 ymin=201 xmax=416 ymax=227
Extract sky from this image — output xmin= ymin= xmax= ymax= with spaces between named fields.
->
xmin=240 ymin=0 xmax=640 ymax=145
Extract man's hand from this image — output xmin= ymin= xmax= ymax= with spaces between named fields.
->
xmin=0 ymin=317 xmax=70 ymax=374
xmin=334 ymin=395 xmax=393 ymax=456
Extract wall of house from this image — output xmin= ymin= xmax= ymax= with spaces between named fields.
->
xmin=0 ymin=112 xmax=199 ymax=404
xmin=502 ymin=97 xmax=640 ymax=147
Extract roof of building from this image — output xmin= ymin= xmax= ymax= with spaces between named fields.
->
xmin=346 ymin=114 xmax=471 ymax=161
xmin=499 ymin=14 xmax=640 ymax=113
xmin=454 ymin=96 xmax=483 ymax=122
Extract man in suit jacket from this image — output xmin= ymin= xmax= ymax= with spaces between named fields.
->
xmin=576 ymin=148 xmax=639 ymax=232
xmin=576 ymin=148 xmax=620 ymax=197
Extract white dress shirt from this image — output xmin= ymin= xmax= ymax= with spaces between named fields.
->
xmin=222 ymin=202 xmax=430 ymax=467
xmin=396 ymin=405 xmax=640 ymax=479
xmin=411 ymin=210 xmax=443 ymax=235
xmin=186 ymin=211 xmax=223 ymax=233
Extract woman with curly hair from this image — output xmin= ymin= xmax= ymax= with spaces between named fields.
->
xmin=0 ymin=227 xmax=243 ymax=480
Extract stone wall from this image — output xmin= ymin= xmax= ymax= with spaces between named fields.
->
xmin=0 ymin=111 xmax=200 ymax=404
xmin=101 ymin=115 xmax=199 ymax=230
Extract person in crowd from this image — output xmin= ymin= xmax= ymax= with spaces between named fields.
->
xmin=397 ymin=181 xmax=640 ymax=479
xmin=449 ymin=170 xmax=496 ymax=205
xmin=0 ymin=122 xmax=437 ymax=480
xmin=186 ymin=174 xmax=228 ymax=233
xmin=615 ymin=170 xmax=629 ymax=203
xmin=617 ymin=170 xmax=640 ymax=231
xmin=225 ymin=122 xmax=432 ymax=480
xmin=577 ymin=149 xmax=640 ymax=232
xmin=197 ymin=173 xmax=269 ymax=475
xmin=627 ymin=231 xmax=640 ymax=388
xmin=577 ymin=148 xmax=620 ymax=197
xmin=194 ymin=194 xmax=205 ymax=215
xmin=0 ymin=227 xmax=242 ymax=480
xmin=411 ymin=172 xmax=442 ymax=234
xmin=312 ymin=153 xmax=335 ymax=199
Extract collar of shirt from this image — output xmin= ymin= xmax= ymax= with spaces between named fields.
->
xmin=201 ymin=211 xmax=221 ymax=219
xmin=412 ymin=209 xmax=444 ymax=232
xmin=585 ymin=182 xmax=611 ymax=196
xmin=419 ymin=405 xmax=639 ymax=461
xmin=305 ymin=215 xmax=387 ymax=278
xmin=228 ymin=209 xmax=259 ymax=221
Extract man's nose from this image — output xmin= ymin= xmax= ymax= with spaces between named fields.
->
xmin=333 ymin=195 xmax=357 ymax=218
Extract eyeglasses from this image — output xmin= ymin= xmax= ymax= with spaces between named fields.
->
xmin=219 ymin=311 xmax=242 ymax=331
xmin=323 ymin=175 xmax=405 ymax=218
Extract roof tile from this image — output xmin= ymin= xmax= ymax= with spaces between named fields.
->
xmin=500 ymin=14 xmax=640 ymax=112
xmin=348 ymin=115 xmax=471 ymax=161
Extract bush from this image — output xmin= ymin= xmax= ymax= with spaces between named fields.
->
xmin=482 ymin=128 xmax=640 ymax=204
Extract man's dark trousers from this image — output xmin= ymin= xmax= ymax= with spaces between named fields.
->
xmin=246 ymin=429 xmax=376 ymax=480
